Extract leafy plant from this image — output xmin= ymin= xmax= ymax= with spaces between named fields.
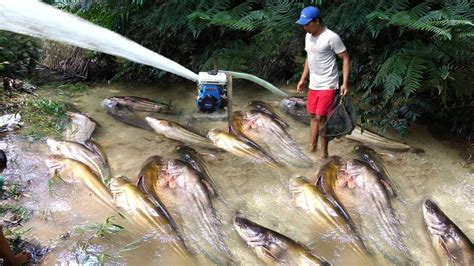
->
xmin=73 ymin=216 xmax=125 ymax=265
xmin=21 ymin=98 xmax=67 ymax=139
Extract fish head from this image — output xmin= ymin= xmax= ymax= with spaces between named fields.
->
xmin=145 ymin=117 xmax=170 ymax=132
xmin=101 ymin=98 xmax=118 ymax=110
xmin=109 ymin=175 xmax=130 ymax=194
xmin=175 ymin=144 xmax=192 ymax=157
xmin=233 ymin=215 xmax=266 ymax=244
xmin=345 ymin=159 xmax=366 ymax=176
xmin=423 ymin=200 xmax=449 ymax=233
xmin=46 ymin=139 xmax=73 ymax=157
xmin=288 ymin=176 xmax=307 ymax=193
xmin=207 ymin=128 xmax=222 ymax=142
xmin=44 ymin=155 xmax=70 ymax=179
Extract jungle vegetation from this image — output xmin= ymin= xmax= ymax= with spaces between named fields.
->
xmin=1 ymin=0 xmax=473 ymax=138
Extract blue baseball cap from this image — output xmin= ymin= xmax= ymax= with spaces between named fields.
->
xmin=295 ymin=6 xmax=321 ymax=25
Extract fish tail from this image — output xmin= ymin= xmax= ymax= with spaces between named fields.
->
xmin=191 ymin=194 xmax=232 ymax=258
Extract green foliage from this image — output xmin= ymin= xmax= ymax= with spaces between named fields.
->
xmin=0 ymin=31 xmax=41 ymax=75
xmin=324 ymin=0 xmax=473 ymax=135
xmin=22 ymin=98 xmax=67 ymax=139
xmin=73 ymin=216 xmax=125 ymax=265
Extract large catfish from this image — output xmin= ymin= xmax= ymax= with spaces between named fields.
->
xmin=47 ymin=139 xmax=110 ymax=184
xmin=45 ymin=156 xmax=118 ymax=214
xmin=109 ymin=176 xmax=193 ymax=263
xmin=234 ymin=215 xmax=330 ymax=265
xmin=104 ymin=96 xmax=175 ymax=113
xmin=63 ymin=112 xmax=96 ymax=143
xmin=279 ymin=96 xmax=311 ymax=125
xmin=138 ymin=156 xmax=233 ymax=264
xmin=102 ymin=98 xmax=153 ymax=130
xmin=423 ymin=200 xmax=473 ymax=266
xmin=347 ymin=126 xmax=424 ymax=153
xmin=354 ymin=145 xmax=400 ymax=197
xmin=247 ymin=100 xmax=289 ymax=128
xmin=146 ymin=117 xmax=216 ymax=149
xmin=343 ymin=159 xmax=411 ymax=263
xmin=175 ymin=145 xmax=222 ymax=198
xmin=231 ymin=110 xmax=312 ymax=168
xmin=207 ymin=128 xmax=279 ymax=168
xmin=289 ymin=176 xmax=368 ymax=259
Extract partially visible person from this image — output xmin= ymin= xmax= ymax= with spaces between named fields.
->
xmin=295 ymin=6 xmax=350 ymax=159
xmin=0 ymin=150 xmax=31 ymax=265
xmin=0 ymin=150 xmax=6 ymax=172
xmin=0 ymin=227 xmax=31 ymax=266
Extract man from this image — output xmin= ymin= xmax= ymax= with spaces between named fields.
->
xmin=295 ymin=6 xmax=350 ymax=159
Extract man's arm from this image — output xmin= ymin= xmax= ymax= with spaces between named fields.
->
xmin=337 ymin=51 xmax=350 ymax=96
xmin=296 ymin=58 xmax=309 ymax=94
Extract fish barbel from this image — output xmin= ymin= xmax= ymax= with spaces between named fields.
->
xmin=234 ymin=215 xmax=330 ymax=265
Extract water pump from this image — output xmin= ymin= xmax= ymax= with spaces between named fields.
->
xmin=196 ymin=71 xmax=228 ymax=113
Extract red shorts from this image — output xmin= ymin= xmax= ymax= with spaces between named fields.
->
xmin=306 ymin=89 xmax=336 ymax=116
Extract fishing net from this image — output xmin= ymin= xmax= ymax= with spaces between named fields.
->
xmin=321 ymin=94 xmax=357 ymax=140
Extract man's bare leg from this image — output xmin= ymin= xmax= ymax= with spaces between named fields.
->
xmin=309 ymin=115 xmax=319 ymax=152
xmin=318 ymin=116 xmax=329 ymax=159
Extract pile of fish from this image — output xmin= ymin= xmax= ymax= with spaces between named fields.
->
xmin=38 ymin=96 xmax=472 ymax=265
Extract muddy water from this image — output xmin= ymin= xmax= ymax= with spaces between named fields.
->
xmin=1 ymin=82 xmax=472 ymax=265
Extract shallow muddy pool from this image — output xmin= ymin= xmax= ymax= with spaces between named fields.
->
xmin=1 ymin=82 xmax=472 ymax=265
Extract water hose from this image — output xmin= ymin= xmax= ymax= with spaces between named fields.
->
xmin=223 ymin=71 xmax=289 ymax=97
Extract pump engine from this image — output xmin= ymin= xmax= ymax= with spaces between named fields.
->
xmin=196 ymin=71 xmax=228 ymax=113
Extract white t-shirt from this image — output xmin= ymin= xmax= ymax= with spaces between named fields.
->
xmin=305 ymin=28 xmax=346 ymax=90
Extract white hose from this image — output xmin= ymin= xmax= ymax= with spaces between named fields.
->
xmin=224 ymin=71 xmax=289 ymax=97
xmin=0 ymin=0 xmax=198 ymax=82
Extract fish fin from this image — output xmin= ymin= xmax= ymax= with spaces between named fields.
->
xmin=201 ymin=179 xmax=217 ymax=198
xmin=190 ymin=192 xmax=232 ymax=258
xmin=198 ymin=152 xmax=217 ymax=161
xmin=438 ymin=237 xmax=456 ymax=262
xmin=137 ymin=173 xmax=181 ymax=236
xmin=379 ymin=152 xmax=396 ymax=162
xmin=261 ymin=246 xmax=281 ymax=262
xmin=379 ymin=178 xmax=396 ymax=198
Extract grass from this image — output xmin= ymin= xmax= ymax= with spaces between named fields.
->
xmin=1 ymin=80 xmax=90 ymax=139
xmin=21 ymin=97 xmax=67 ymax=139
xmin=0 ymin=204 xmax=33 ymax=224
xmin=73 ymin=216 xmax=126 ymax=265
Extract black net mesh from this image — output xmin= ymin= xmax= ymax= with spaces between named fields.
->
xmin=321 ymin=94 xmax=357 ymax=140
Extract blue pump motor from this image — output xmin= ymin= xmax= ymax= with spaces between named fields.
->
xmin=196 ymin=71 xmax=228 ymax=113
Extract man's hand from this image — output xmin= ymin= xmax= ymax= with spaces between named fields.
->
xmin=340 ymin=83 xmax=349 ymax=96
xmin=296 ymin=79 xmax=306 ymax=94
